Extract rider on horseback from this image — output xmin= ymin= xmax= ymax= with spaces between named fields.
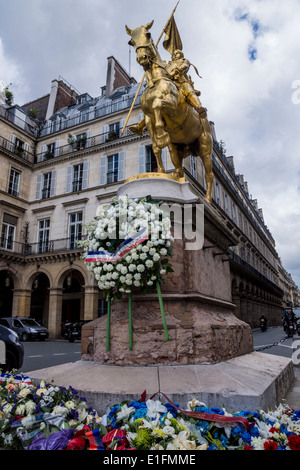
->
xmin=130 ymin=49 xmax=206 ymax=136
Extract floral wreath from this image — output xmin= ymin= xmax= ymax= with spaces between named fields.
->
xmin=79 ymin=195 xmax=174 ymax=351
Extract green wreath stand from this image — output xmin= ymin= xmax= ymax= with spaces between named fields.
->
xmin=106 ymin=282 xmax=169 ymax=352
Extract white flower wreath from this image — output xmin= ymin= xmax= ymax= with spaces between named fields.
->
xmin=79 ymin=195 xmax=174 ymax=301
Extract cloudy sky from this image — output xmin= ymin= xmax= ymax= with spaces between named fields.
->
xmin=0 ymin=0 xmax=300 ymax=289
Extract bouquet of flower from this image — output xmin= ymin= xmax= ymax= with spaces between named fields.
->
xmin=101 ymin=395 xmax=300 ymax=451
xmin=0 ymin=373 xmax=102 ymax=450
xmin=79 ymin=195 xmax=174 ymax=301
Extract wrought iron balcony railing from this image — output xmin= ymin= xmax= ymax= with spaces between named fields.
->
xmin=0 ymin=237 xmax=84 ymax=257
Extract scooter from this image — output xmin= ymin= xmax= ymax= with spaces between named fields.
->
xmin=260 ymin=318 xmax=267 ymax=332
xmin=284 ymin=319 xmax=296 ymax=338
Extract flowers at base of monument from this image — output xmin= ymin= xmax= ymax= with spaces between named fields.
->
xmin=0 ymin=373 xmax=102 ymax=450
xmin=78 ymin=195 xmax=174 ymax=300
xmin=1 ymin=372 xmax=300 ymax=450
xmin=102 ymin=396 xmax=300 ymax=451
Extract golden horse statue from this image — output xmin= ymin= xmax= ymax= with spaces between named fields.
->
xmin=125 ymin=20 xmax=214 ymax=203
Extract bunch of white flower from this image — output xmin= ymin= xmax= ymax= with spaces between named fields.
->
xmin=79 ymin=196 xmax=174 ymax=300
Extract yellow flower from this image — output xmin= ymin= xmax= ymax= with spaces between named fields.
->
xmin=18 ymin=388 xmax=31 ymax=398
xmin=152 ymin=428 xmax=166 ymax=438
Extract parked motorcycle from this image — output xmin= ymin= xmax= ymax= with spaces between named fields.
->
xmin=67 ymin=321 xmax=90 ymax=342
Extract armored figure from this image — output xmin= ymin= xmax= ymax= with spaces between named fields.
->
xmin=166 ymin=50 xmax=207 ymax=118
xmin=130 ymin=49 xmax=206 ymax=137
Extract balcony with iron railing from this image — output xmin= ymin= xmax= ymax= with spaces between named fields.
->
xmin=0 ymin=135 xmax=35 ymax=164
xmin=35 ymin=124 xmax=140 ymax=163
xmin=0 ymin=236 xmax=84 ymax=258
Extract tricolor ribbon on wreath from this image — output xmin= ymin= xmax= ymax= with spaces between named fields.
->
xmin=85 ymin=227 xmax=169 ymax=352
xmin=85 ymin=227 xmax=148 ymax=263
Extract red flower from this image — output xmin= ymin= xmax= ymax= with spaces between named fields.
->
xmin=269 ymin=427 xmax=277 ymax=433
xmin=264 ymin=440 xmax=278 ymax=450
xmin=74 ymin=425 xmax=91 ymax=438
xmin=288 ymin=434 xmax=300 ymax=450
xmin=244 ymin=445 xmax=253 ymax=450
xmin=102 ymin=429 xmax=130 ymax=449
xmin=66 ymin=436 xmax=87 ymax=450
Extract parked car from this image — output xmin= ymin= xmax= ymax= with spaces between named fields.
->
xmin=0 ymin=324 xmax=24 ymax=372
xmin=0 ymin=317 xmax=49 ymax=342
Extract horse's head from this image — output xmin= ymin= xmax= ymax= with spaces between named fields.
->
xmin=125 ymin=20 xmax=156 ymax=69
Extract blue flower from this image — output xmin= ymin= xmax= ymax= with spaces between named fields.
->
xmin=211 ymin=407 xmax=224 ymax=415
xmin=165 ymin=402 xmax=179 ymax=417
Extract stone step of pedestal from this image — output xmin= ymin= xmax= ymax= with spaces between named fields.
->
xmin=27 ymin=351 xmax=295 ymax=415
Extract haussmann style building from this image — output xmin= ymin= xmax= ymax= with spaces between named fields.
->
xmin=0 ymin=56 xmax=299 ymax=338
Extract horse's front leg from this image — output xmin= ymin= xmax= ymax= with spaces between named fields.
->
xmin=152 ymin=97 xmax=170 ymax=149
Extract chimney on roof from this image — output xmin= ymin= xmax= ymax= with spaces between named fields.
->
xmin=105 ymin=56 xmax=136 ymax=97
xmin=46 ymin=79 xmax=78 ymax=120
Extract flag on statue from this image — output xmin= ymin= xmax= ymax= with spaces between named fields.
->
xmin=163 ymin=15 xmax=183 ymax=55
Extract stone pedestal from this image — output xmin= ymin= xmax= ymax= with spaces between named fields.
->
xmin=81 ymin=177 xmax=253 ymax=366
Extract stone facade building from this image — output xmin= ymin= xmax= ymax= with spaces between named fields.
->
xmin=0 ymin=57 xmax=298 ymax=337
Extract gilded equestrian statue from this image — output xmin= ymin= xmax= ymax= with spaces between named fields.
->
xmin=125 ymin=20 xmax=214 ymax=203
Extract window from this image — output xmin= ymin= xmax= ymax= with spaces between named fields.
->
xmin=100 ymin=153 xmax=125 ymax=185
xmin=190 ymin=156 xmax=197 ymax=179
xmin=73 ymin=164 xmax=84 ymax=191
xmin=38 ymin=218 xmax=50 ymax=253
xmin=41 ymin=141 xmax=60 ymax=161
xmin=1 ymin=222 xmax=15 ymax=251
xmin=35 ymin=171 xmax=56 ymax=200
xmin=8 ymin=169 xmax=20 ymax=197
xmin=107 ymin=154 xmax=119 ymax=183
xmin=14 ymin=137 xmax=24 ymax=157
xmin=75 ymin=133 xmax=88 ymax=149
xmin=45 ymin=143 xmax=55 ymax=159
xmin=42 ymin=172 xmax=52 ymax=199
xmin=137 ymin=145 xmax=165 ymax=175
xmin=66 ymin=162 xmax=89 ymax=193
xmin=146 ymin=146 xmax=158 ymax=173
xmin=68 ymin=212 xmax=83 ymax=249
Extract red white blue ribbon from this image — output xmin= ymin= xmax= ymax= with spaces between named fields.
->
xmin=0 ymin=373 xmax=32 ymax=385
xmin=85 ymin=227 xmax=148 ymax=263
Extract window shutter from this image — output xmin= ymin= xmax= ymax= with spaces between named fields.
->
xmin=118 ymin=151 xmax=125 ymax=181
xmin=50 ymin=170 xmax=57 ymax=197
xmin=35 ymin=174 xmax=43 ymax=200
xmin=41 ymin=145 xmax=47 ymax=161
xmin=24 ymin=142 xmax=30 ymax=159
xmin=138 ymin=146 xmax=146 ymax=174
xmin=102 ymin=125 xmax=109 ymax=143
xmin=54 ymin=141 xmax=60 ymax=157
xmin=82 ymin=161 xmax=89 ymax=189
xmin=86 ymin=130 xmax=91 ymax=148
xmin=66 ymin=166 xmax=74 ymax=193
xmin=119 ymin=119 xmax=125 ymax=136
xmin=9 ymin=134 xmax=16 ymax=152
xmin=100 ymin=156 xmax=108 ymax=185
